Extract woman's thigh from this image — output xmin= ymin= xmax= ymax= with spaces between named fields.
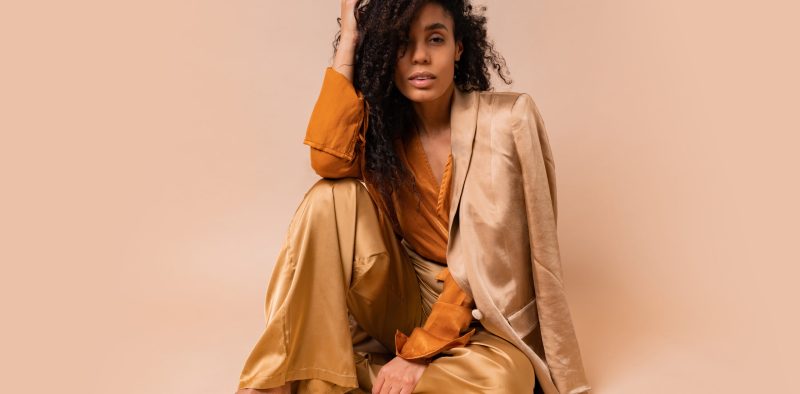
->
xmin=342 ymin=179 xmax=425 ymax=355
xmin=413 ymin=328 xmax=536 ymax=393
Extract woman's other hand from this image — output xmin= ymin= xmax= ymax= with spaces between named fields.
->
xmin=372 ymin=356 xmax=428 ymax=394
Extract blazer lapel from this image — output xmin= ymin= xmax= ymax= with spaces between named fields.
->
xmin=447 ymin=86 xmax=479 ymax=236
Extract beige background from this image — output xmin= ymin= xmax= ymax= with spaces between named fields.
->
xmin=1 ymin=1 xmax=798 ymax=393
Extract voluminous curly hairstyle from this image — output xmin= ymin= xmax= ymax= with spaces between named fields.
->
xmin=332 ymin=0 xmax=512 ymax=230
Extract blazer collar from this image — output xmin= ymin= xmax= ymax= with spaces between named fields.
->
xmin=448 ymin=86 xmax=480 ymax=235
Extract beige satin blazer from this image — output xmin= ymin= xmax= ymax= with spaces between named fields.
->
xmin=445 ymin=86 xmax=592 ymax=394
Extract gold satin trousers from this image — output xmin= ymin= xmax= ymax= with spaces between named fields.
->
xmin=237 ymin=178 xmax=536 ymax=393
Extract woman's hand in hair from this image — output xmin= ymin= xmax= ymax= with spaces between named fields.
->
xmin=334 ymin=0 xmax=360 ymax=81
xmin=340 ymin=0 xmax=359 ymax=41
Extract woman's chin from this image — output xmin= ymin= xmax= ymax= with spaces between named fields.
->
xmin=401 ymin=86 xmax=445 ymax=103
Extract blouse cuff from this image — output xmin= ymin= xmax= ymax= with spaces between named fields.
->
xmin=394 ymin=326 xmax=477 ymax=361
xmin=394 ymin=268 xmax=477 ymax=360
xmin=303 ymin=66 xmax=368 ymax=161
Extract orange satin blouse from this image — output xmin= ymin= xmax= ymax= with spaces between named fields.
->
xmin=303 ymin=66 xmax=476 ymax=361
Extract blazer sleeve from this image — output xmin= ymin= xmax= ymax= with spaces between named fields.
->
xmin=393 ymin=267 xmax=477 ymax=361
xmin=510 ymin=93 xmax=592 ymax=393
xmin=303 ymin=66 xmax=368 ymax=179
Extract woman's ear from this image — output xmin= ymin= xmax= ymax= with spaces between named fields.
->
xmin=455 ymin=40 xmax=463 ymax=61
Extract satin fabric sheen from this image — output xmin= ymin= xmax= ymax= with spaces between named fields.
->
xmin=356 ymin=238 xmax=535 ymax=393
xmin=238 ymin=64 xmax=593 ymax=393
xmin=303 ymin=65 xmax=592 ymax=392
xmin=237 ymin=178 xmax=535 ymax=393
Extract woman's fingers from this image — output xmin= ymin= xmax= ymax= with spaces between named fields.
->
xmin=339 ymin=0 xmax=359 ymax=38
xmin=372 ymin=372 xmax=385 ymax=394
xmin=388 ymin=384 xmax=403 ymax=394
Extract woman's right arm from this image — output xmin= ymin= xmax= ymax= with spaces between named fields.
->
xmin=304 ymin=66 xmax=367 ymax=179
xmin=304 ymin=1 xmax=366 ymax=179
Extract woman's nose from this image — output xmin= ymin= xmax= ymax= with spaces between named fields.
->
xmin=410 ymin=43 xmax=430 ymax=64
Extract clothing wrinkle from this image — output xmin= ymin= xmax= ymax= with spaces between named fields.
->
xmin=238 ymin=66 xmax=590 ymax=393
xmin=532 ymin=258 xmax=564 ymax=287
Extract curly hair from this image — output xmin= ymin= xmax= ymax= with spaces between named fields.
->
xmin=331 ymin=0 xmax=512 ymax=228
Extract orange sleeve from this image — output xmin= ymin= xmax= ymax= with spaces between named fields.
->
xmin=394 ymin=267 xmax=477 ymax=361
xmin=304 ymin=66 xmax=368 ymax=179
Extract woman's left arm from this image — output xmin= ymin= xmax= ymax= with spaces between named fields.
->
xmin=511 ymin=93 xmax=558 ymax=228
xmin=511 ymin=93 xmax=591 ymax=392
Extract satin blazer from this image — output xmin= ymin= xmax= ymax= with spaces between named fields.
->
xmin=445 ymin=86 xmax=591 ymax=394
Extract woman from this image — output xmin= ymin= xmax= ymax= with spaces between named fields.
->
xmin=237 ymin=1 xmax=590 ymax=393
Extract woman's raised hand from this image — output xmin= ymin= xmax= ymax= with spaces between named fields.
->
xmin=333 ymin=0 xmax=360 ymax=81
xmin=340 ymin=0 xmax=359 ymax=41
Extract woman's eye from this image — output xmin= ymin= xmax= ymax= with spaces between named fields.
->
xmin=430 ymin=36 xmax=444 ymax=44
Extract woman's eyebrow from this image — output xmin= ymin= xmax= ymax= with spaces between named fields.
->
xmin=424 ymin=22 xmax=448 ymax=32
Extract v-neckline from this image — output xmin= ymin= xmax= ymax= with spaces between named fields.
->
xmin=413 ymin=129 xmax=452 ymax=197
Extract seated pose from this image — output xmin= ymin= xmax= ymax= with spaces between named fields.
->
xmin=236 ymin=0 xmax=591 ymax=393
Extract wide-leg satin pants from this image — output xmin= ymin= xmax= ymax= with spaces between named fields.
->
xmin=237 ymin=178 xmax=535 ymax=393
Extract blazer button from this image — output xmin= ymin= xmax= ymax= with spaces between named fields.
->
xmin=471 ymin=308 xmax=483 ymax=320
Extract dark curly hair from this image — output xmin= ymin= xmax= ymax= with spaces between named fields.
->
xmin=332 ymin=0 xmax=512 ymax=229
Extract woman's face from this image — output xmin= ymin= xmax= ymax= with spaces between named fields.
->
xmin=393 ymin=2 xmax=463 ymax=103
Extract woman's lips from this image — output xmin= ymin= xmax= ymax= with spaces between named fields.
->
xmin=409 ymin=76 xmax=435 ymax=88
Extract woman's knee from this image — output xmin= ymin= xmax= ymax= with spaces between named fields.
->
xmin=490 ymin=344 xmax=535 ymax=392
xmin=303 ymin=177 xmax=366 ymax=205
